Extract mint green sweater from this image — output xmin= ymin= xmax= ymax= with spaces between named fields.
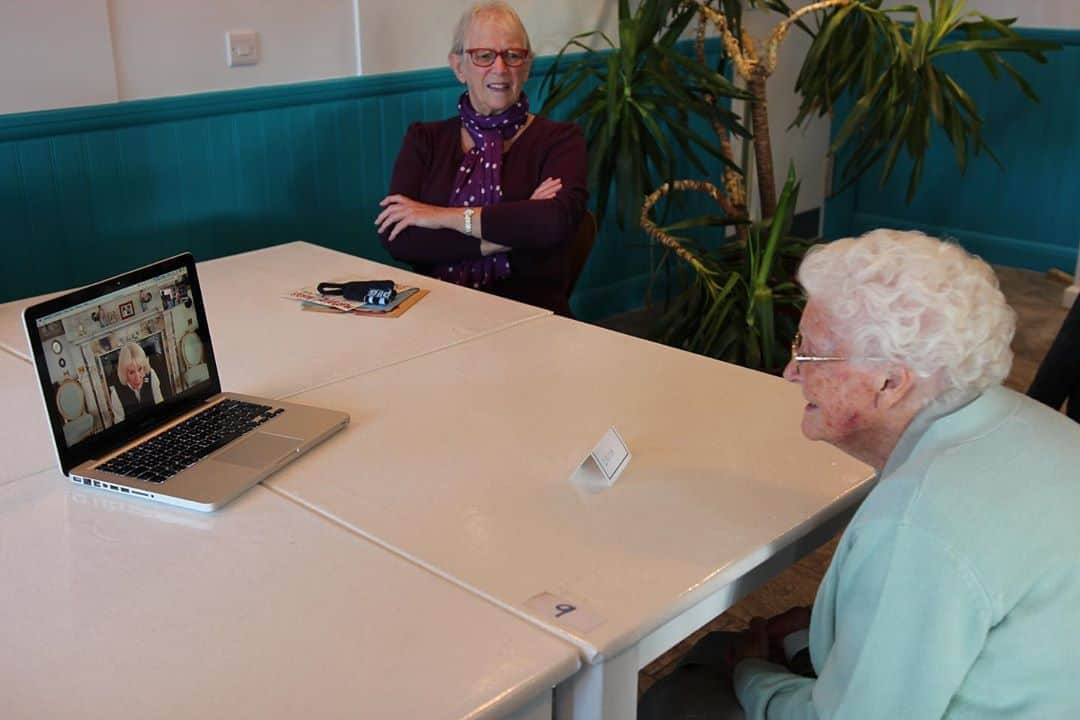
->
xmin=734 ymin=386 xmax=1080 ymax=718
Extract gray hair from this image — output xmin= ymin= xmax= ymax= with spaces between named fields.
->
xmin=450 ymin=1 xmax=532 ymax=55
xmin=798 ymin=229 xmax=1015 ymax=408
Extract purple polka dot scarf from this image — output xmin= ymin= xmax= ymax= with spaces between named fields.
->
xmin=433 ymin=91 xmax=530 ymax=289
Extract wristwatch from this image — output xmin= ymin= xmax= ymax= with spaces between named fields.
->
xmin=463 ymin=207 xmax=475 ymax=235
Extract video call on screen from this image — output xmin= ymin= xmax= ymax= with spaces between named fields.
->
xmin=36 ymin=268 xmax=211 ymax=449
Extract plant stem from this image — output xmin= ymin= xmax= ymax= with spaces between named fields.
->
xmin=694 ymin=10 xmax=749 ymax=244
xmin=747 ymin=68 xmax=777 ymax=219
xmin=640 ymin=179 xmax=744 ymax=277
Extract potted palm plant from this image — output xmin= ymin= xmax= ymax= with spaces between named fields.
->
xmin=543 ymin=0 xmax=1059 ymax=372
xmin=540 ymin=0 xmax=753 ymax=231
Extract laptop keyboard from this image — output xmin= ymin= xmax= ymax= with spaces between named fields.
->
xmin=98 ymin=399 xmax=285 ymax=483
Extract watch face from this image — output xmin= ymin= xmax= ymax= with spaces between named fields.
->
xmin=51 ymin=340 xmax=63 ymax=354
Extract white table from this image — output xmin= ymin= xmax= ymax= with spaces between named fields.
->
xmin=0 ymin=348 xmax=58 ymax=486
xmin=0 ymin=242 xmax=551 ymax=399
xmin=266 ymin=315 xmax=876 ymax=719
xmin=0 ymin=470 xmax=579 ymax=720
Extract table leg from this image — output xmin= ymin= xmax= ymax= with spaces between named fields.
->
xmin=554 ymin=645 xmax=639 ymax=720
xmin=503 ymin=690 xmax=554 ymax=720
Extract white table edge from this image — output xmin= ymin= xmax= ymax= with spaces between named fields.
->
xmin=634 ymin=477 xmax=873 ymax=666
xmin=2 ymin=471 xmax=581 ymax=720
xmin=266 ymin=483 xmax=605 ymax=662
xmin=549 ymin=479 xmax=873 ymax=720
xmin=270 ymin=470 xmax=875 ymax=670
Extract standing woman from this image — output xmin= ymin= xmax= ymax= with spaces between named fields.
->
xmin=376 ymin=0 xmax=588 ymax=317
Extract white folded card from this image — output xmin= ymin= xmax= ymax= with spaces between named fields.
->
xmin=571 ymin=426 xmax=631 ymax=488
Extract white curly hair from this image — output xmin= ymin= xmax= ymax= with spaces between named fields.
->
xmin=798 ymin=229 xmax=1016 ymax=408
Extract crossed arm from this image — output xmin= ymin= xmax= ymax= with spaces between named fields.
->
xmin=376 ymin=176 xmax=562 ymax=249
xmin=376 ymin=120 xmax=587 ymax=267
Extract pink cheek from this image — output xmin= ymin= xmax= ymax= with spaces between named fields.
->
xmin=829 ymin=411 xmax=862 ymax=433
xmin=810 ymin=372 xmax=864 ymax=434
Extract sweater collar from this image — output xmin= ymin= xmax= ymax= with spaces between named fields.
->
xmin=879 ymin=385 xmax=1017 ymax=480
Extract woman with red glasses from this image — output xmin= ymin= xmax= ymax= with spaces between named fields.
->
xmin=376 ymin=0 xmax=587 ymax=317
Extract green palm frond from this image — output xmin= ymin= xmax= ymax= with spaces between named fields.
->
xmin=656 ymin=166 xmax=806 ymax=372
xmin=540 ymin=0 xmax=751 ymax=229
xmin=793 ymin=0 xmax=1060 ymax=200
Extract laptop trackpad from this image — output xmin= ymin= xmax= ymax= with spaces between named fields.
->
xmin=216 ymin=432 xmax=302 ymax=469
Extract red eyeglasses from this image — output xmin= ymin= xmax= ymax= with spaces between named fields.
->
xmin=462 ymin=48 xmax=531 ymax=67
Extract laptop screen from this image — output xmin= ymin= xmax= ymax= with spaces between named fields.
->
xmin=25 ymin=254 xmax=221 ymax=471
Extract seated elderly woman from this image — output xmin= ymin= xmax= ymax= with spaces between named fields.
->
xmin=375 ymin=0 xmax=587 ymax=317
xmin=640 ymin=230 xmax=1080 ymax=719
xmin=109 ymin=342 xmax=164 ymax=423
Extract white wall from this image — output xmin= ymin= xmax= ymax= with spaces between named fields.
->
xmin=0 ymin=0 xmax=118 ymax=114
xmin=2 ymin=0 xmax=1076 ymax=114
xmin=0 ymin=0 xmax=616 ymax=113
xmin=108 ymin=0 xmax=357 ymax=100
xmin=359 ymin=0 xmax=617 ymax=75
xmin=364 ymin=0 xmax=1080 ymax=77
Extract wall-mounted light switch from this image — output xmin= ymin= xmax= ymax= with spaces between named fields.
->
xmin=226 ymin=30 xmax=259 ymax=67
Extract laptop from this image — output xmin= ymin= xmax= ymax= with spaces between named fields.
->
xmin=23 ymin=252 xmax=349 ymax=512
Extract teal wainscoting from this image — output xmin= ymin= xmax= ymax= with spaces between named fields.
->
xmin=825 ymin=28 xmax=1080 ymax=274
xmin=0 ymin=39 xmax=732 ymax=319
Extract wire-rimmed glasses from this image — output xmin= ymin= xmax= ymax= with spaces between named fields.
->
xmin=790 ymin=330 xmax=849 ymax=365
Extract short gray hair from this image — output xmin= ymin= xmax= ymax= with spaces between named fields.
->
xmin=450 ymin=1 xmax=532 ymax=55
xmin=798 ymin=229 xmax=1015 ymax=407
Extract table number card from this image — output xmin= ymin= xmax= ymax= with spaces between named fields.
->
xmin=524 ymin=592 xmax=604 ymax=633
xmin=571 ymin=426 xmax=631 ymax=488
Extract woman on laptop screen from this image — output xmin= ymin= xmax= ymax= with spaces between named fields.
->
xmin=109 ymin=342 xmax=164 ymax=423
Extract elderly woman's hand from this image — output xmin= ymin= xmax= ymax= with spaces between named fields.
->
xmin=377 ymin=194 xmax=457 ymax=242
xmin=765 ymin=605 xmax=811 ymax=665
xmin=721 ymin=618 xmax=770 ymax=676
xmin=766 ymin=606 xmax=811 ymax=641
xmin=529 ymin=177 xmax=562 ymax=200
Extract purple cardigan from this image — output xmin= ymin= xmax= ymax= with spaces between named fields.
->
xmin=380 ymin=115 xmax=588 ymax=316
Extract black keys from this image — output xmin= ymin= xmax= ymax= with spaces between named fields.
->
xmin=97 ymin=399 xmax=284 ymax=482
